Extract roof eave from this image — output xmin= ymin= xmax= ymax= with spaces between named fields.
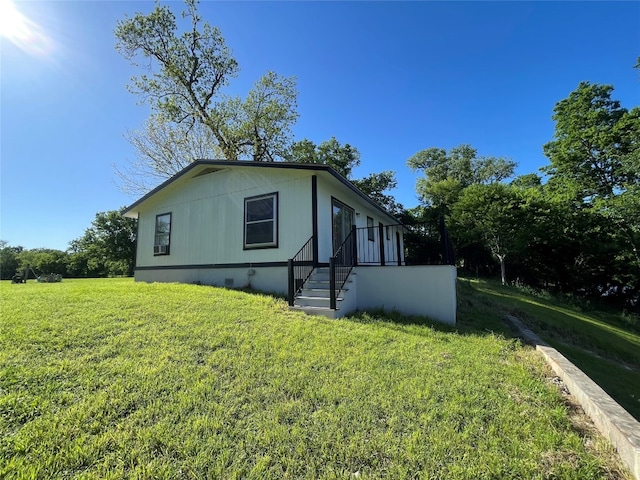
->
xmin=121 ymin=160 xmax=401 ymax=224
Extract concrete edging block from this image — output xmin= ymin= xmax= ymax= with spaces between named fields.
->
xmin=505 ymin=315 xmax=640 ymax=480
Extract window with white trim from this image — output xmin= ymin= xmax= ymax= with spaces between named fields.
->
xmin=244 ymin=193 xmax=278 ymax=248
xmin=154 ymin=213 xmax=171 ymax=255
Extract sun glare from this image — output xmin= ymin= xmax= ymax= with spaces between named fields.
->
xmin=0 ymin=0 xmax=53 ymax=56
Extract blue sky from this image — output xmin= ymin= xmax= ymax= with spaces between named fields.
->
xmin=1 ymin=0 xmax=638 ymax=251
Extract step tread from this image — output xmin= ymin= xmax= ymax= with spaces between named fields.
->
xmin=300 ymin=288 xmax=349 ymax=293
xmin=296 ymin=296 xmax=343 ymax=301
xmin=290 ymin=305 xmax=339 ymax=311
xmin=306 ymin=279 xmax=354 ymax=284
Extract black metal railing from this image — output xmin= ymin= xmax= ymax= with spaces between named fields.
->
xmin=329 ymin=225 xmax=357 ymax=309
xmin=288 ymin=236 xmax=315 ymax=306
xmin=354 ymin=220 xmax=455 ymax=266
xmin=355 ymin=224 xmax=403 ymax=266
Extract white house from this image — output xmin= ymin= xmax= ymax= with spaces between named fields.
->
xmin=123 ymin=160 xmax=457 ymax=325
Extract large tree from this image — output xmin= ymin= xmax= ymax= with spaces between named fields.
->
xmin=404 ymin=144 xmax=517 ymax=279
xmin=16 ymin=249 xmax=70 ymax=278
xmin=288 ymin=137 xmax=403 ymax=215
xmin=543 ymin=82 xmax=640 ymax=303
xmin=452 ymin=183 xmax=530 ymax=285
xmin=287 ymin=137 xmax=361 ymax=178
xmin=0 ymin=241 xmax=23 ymax=280
xmin=115 ymin=114 xmax=222 ymax=195
xmin=351 ymin=171 xmax=403 ymax=215
xmin=70 ymin=210 xmax=137 ymax=277
xmin=542 ymin=82 xmax=639 ymax=200
xmin=407 ymin=144 xmax=516 ymax=213
xmin=115 ymin=0 xmax=298 ymax=190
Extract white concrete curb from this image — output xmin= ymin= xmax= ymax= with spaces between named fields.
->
xmin=505 ymin=315 xmax=640 ymax=480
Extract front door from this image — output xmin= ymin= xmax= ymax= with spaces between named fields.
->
xmin=332 ymin=198 xmax=355 ymax=254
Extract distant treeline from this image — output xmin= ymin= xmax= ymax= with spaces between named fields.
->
xmin=405 ymin=80 xmax=639 ymax=311
xmin=1 ymin=210 xmax=136 ymax=280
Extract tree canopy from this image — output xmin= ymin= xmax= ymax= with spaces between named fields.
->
xmin=115 ymin=0 xmax=298 ymax=191
xmin=451 ymin=183 xmax=530 ymax=285
xmin=542 ymin=82 xmax=640 ymax=298
xmin=403 ymin=77 xmax=639 ymax=304
xmin=70 ymin=210 xmax=137 ymax=277
xmin=1 ymin=211 xmax=137 ymax=280
xmin=542 ymin=82 xmax=639 ymax=201
xmin=287 ymin=137 xmax=361 ymax=178
xmin=0 ymin=241 xmax=23 ymax=280
xmin=116 ymin=114 xmax=222 ymax=194
xmin=407 ymin=144 xmax=516 ymax=212
xmin=288 ymin=137 xmax=402 ymax=215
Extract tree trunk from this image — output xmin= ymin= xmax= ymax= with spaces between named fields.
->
xmin=497 ymin=254 xmax=507 ymax=285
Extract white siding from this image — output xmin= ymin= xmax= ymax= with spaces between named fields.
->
xmin=135 ymin=266 xmax=288 ymax=294
xmin=135 ymin=167 xmax=313 ymax=267
xmin=315 ymin=175 xmax=400 ymax=263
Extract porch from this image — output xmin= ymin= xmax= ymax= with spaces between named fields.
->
xmin=287 ymin=222 xmax=457 ymax=325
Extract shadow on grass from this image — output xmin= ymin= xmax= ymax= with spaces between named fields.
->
xmin=345 ymin=308 xmax=456 ymax=332
xmin=463 ymin=278 xmax=640 ymax=368
xmin=192 ymin=282 xmax=289 ymax=302
xmin=459 ymin=277 xmax=640 ymax=421
xmin=344 ymin=305 xmax=518 ymax=341
xmin=158 ymin=279 xmax=640 ymax=420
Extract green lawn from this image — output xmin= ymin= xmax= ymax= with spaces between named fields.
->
xmin=0 ymin=278 xmax=631 ymax=479
xmin=458 ymin=277 xmax=640 ymax=422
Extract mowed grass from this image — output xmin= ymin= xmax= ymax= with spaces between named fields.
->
xmin=0 ymin=279 xmax=630 ymax=479
xmin=458 ymin=278 xmax=640 ymax=422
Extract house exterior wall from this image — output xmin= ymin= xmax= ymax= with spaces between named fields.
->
xmin=135 ymin=266 xmax=288 ymax=295
xmin=315 ymin=175 xmax=401 ymax=263
xmin=128 ymin=163 xmax=455 ymax=327
xmin=354 ymin=265 xmax=457 ymax=325
xmin=135 ymin=167 xmax=314 ymax=270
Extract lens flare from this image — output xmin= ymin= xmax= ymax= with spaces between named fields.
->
xmin=0 ymin=0 xmax=54 ymax=56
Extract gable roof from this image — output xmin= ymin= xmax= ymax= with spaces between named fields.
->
xmin=122 ymin=160 xmax=401 ymax=223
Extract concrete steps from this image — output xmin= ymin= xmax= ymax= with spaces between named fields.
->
xmin=291 ymin=267 xmax=354 ymax=318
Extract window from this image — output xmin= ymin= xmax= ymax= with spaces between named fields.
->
xmin=367 ymin=216 xmax=375 ymax=242
xmin=154 ymin=213 xmax=171 ymax=255
xmin=332 ymin=198 xmax=355 ymax=254
xmin=244 ymin=193 xmax=278 ymax=248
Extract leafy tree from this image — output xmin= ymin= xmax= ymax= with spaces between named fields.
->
xmin=288 ymin=137 xmax=402 ymax=215
xmin=543 ymin=82 xmax=640 ymax=306
xmin=405 ymin=144 xmax=517 ymax=279
xmin=0 ymin=241 xmax=23 ymax=280
xmin=17 ymin=249 xmax=69 ymax=277
xmin=510 ymin=173 xmax=542 ymax=189
xmin=542 ymin=82 xmax=638 ymax=200
xmin=451 ymin=183 xmax=529 ymax=285
xmin=352 ymin=171 xmax=403 ymax=215
xmin=407 ymin=144 xmax=516 ymax=212
xmin=505 ymin=186 xmax=595 ymax=293
xmin=71 ymin=210 xmax=137 ymax=277
xmin=115 ymin=0 xmax=298 ymax=188
xmin=287 ymin=137 xmax=360 ymax=178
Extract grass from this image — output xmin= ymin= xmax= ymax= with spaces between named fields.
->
xmin=458 ymin=277 xmax=640 ymax=422
xmin=0 ymin=278 xmax=632 ymax=479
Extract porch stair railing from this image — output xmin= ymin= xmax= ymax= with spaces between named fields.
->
xmin=287 ymin=235 xmax=315 ymax=306
xmin=329 ymin=225 xmax=357 ymax=310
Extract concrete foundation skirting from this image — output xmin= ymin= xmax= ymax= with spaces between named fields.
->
xmin=505 ymin=315 xmax=640 ymax=480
